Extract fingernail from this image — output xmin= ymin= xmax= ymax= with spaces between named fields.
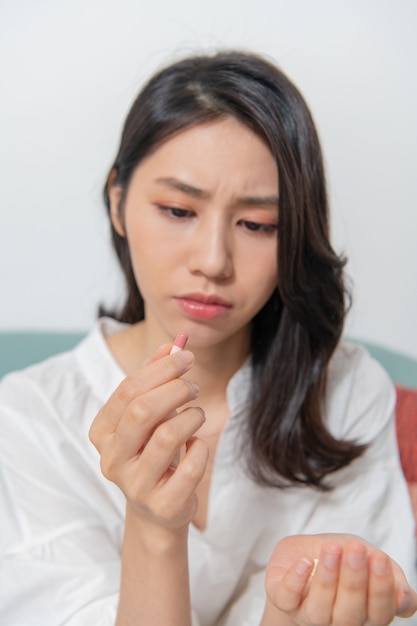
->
xmin=295 ymin=558 xmax=313 ymax=576
xmin=347 ymin=546 xmax=367 ymax=569
xmin=371 ymin=553 xmax=389 ymax=576
xmin=176 ymin=350 xmax=194 ymax=366
xmin=323 ymin=549 xmax=340 ymax=570
xmin=197 ymin=407 xmax=206 ymax=421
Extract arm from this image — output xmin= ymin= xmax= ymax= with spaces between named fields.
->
xmin=89 ymin=345 xmax=208 ymax=626
xmin=262 ymin=534 xmax=417 ymax=626
xmin=116 ymin=506 xmax=191 ymax=625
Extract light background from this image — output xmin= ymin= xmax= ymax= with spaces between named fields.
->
xmin=1 ymin=0 xmax=416 ymax=358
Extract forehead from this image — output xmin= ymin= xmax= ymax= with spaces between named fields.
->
xmin=133 ymin=117 xmax=278 ymax=193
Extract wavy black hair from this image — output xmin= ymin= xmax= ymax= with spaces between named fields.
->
xmin=101 ymin=50 xmax=366 ymax=489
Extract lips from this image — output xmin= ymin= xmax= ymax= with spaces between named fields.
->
xmin=174 ymin=293 xmax=232 ymax=321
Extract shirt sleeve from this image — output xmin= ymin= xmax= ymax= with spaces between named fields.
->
xmin=0 ymin=371 xmax=122 ymax=625
xmin=0 ymin=505 xmax=120 ymax=625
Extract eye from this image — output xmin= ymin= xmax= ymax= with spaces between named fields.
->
xmin=156 ymin=205 xmax=195 ymax=219
xmin=239 ymin=220 xmax=278 ymax=235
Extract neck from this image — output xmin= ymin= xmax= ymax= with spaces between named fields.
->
xmin=188 ymin=335 xmax=249 ymax=399
xmin=108 ymin=318 xmax=250 ymax=398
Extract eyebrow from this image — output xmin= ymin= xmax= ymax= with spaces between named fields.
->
xmin=154 ymin=177 xmax=279 ymax=207
xmin=155 ymin=177 xmax=210 ymax=199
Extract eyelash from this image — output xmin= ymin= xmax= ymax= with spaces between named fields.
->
xmin=157 ymin=205 xmax=193 ymax=219
xmin=240 ymin=220 xmax=278 ymax=235
xmin=156 ymin=205 xmax=278 ymax=236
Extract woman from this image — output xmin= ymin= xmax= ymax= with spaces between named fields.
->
xmin=0 ymin=50 xmax=416 ymax=625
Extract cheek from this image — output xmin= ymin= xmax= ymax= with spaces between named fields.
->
xmin=242 ymin=252 xmax=278 ymax=311
xmin=123 ymin=225 xmax=156 ymax=288
xmin=125 ymin=225 xmax=183 ymax=287
xmin=250 ymin=250 xmax=278 ymax=288
xmin=124 ymin=215 xmax=158 ymax=263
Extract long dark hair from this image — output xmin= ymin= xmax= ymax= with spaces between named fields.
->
xmin=101 ymin=50 xmax=366 ymax=489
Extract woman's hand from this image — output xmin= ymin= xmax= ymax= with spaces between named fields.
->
xmin=90 ymin=342 xmax=206 ymax=625
xmin=264 ymin=534 xmax=417 ymax=625
xmin=89 ymin=344 xmax=209 ymax=534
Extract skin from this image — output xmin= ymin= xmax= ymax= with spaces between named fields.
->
xmin=89 ymin=117 xmax=417 ymax=625
xmin=263 ymin=535 xmax=417 ymax=625
xmin=108 ymin=117 xmax=279 ymax=365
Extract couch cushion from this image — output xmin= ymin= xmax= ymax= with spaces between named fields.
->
xmin=395 ymin=386 xmax=417 ymax=483
xmin=395 ymin=386 xmax=417 ymax=538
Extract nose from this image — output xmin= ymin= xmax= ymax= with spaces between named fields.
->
xmin=187 ymin=215 xmax=233 ymax=280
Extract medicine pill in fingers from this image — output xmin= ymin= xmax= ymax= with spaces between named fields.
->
xmin=310 ymin=558 xmax=319 ymax=578
xmin=170 ymin=332 xmax=188 ymax=354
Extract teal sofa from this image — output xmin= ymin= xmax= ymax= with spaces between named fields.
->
xmin=0 ymin=331 xmax=85 ymax=379
xmin=0 ymin=331 xmax=416 ymax=388
xmin=352 ymin=339 xmax=417 ymax=389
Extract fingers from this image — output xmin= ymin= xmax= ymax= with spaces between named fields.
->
xmin=266 ymin=557 xmax=314 ymax=612
xmin=148 ymin=437 xmax=210 ymax=527
xmin=367 ymin=551 xmax=396 ymax=624
xmin=331 ymin=545 xmax=399 ymax=625
xmin=117 ymin=408 xmax=208 ymax=529
xmin=89 ymin=348 xmax=195 ymax=446
xmin=390 ymin=560 xmax=417 ymax=618
xmin=113 ymin=376 xmax=200 ymax=462
xmin=94 ymin=377 xmax=201 ymax=491
xmin=267 ymin=538 xmax=405 ymax=626
xmin=143 ymin=342 xmax=172 ymax=365
xmin=133 ymin=407 xmax=206 ymax=489
xmin=396 ymin=585 xmax=417 ymax=618
xmin=88 ymin=341 xmax=210 ymax=530
xmin=302 ymin=543 xmax=342 ymax=624
xmin=266 ymin=544 xmax=343 ymax=620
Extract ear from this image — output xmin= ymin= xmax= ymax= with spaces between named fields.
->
xmin=107 ymin=170 xmax=126 ymax=237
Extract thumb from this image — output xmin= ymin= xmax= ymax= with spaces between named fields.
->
xmin=143 ymin=343 xmax=172 ymax=366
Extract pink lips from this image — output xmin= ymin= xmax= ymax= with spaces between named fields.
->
xmin=175 ymin=293 xmax=232 ymax=321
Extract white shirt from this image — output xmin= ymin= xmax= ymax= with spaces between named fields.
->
xmin=0 ymin=318 xmax=415 ymax=625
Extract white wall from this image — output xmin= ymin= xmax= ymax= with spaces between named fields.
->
xmin=1 ymin=0 xmax=416 ymax=358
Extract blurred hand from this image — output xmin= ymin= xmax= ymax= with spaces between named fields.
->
xmin=265 ymin=533 xmax=417 ymax=625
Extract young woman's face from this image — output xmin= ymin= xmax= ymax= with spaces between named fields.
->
xmin=110 ymin=117 xmax=279 ymax=350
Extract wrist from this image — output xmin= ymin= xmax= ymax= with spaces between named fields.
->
xmin=117 ymin=503 xmax=192 ymax=626
xmin=124 ymin=502 xmax=189 ymax=556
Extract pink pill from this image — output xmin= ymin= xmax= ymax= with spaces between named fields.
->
xmin=170 ymin=332 xmax=189 ymax=354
